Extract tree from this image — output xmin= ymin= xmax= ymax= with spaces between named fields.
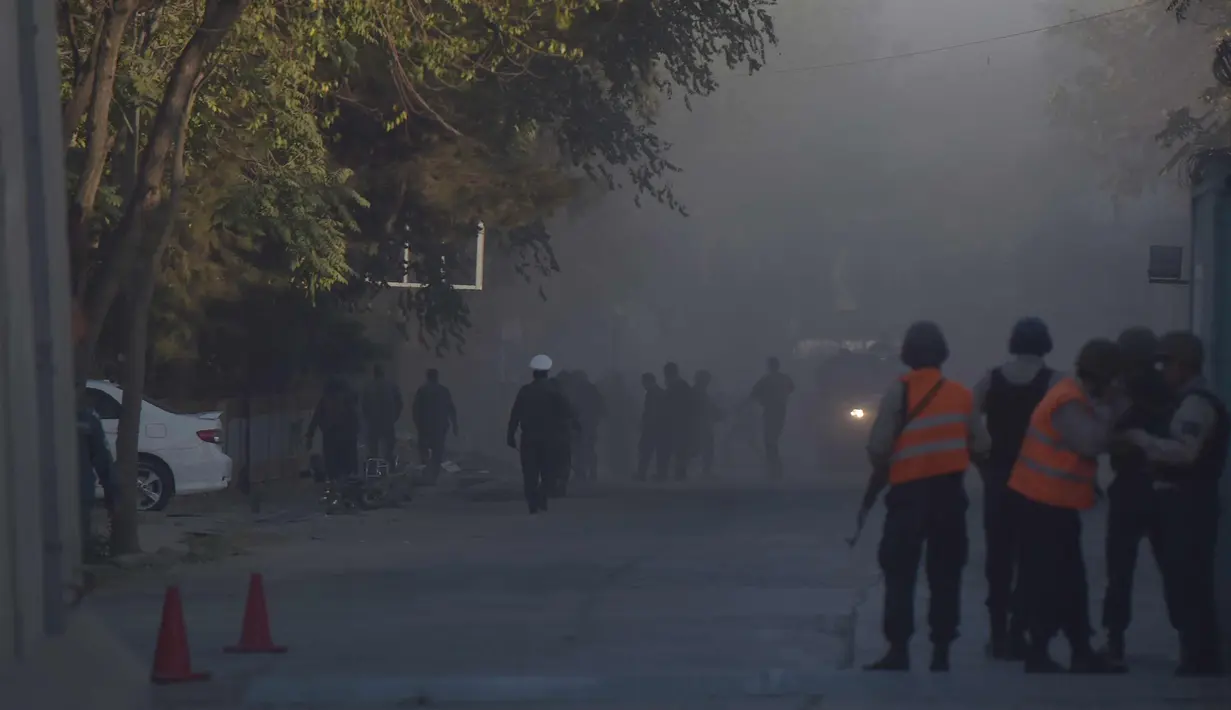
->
xmin=57 ymin=0 xmax=664 ymax=553
xmin=330 ymin=0 xmax=778 ymax=350
xmin=60 ymin=0 xmax=777 ymax=553
xmin=1046 ymin=1 xmax=1231 ymax=193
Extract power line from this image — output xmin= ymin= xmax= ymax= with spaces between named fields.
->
xmin=767 ymin=0 xmax=1160 ymax=75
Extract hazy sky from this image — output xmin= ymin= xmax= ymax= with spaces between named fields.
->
xmin=476 ymin=0 xmax=1205 ymax=386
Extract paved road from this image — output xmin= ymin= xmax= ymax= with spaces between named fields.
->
xmin=88 ymin=475 xmax=1230 ymax=708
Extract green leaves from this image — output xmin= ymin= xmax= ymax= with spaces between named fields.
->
xmin=60 ymin=0 xmax=777 ymax=374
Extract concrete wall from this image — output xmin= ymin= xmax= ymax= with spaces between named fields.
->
xmin=0 ymin=0 xmax=150 ymax=705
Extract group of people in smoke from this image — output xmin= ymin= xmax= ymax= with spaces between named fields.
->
xmin=857 ymin=318 xmax=1224 ymax=677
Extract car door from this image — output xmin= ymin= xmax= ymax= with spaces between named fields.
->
xmin=84 ymin=387 xmax=122 ymax=456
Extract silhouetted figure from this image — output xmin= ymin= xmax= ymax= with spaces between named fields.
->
xmin=508 ymin=355 xmax=574 ymax=514
xmin=749 ymin=357 xmax=794 ymax=478
xmin=1093 ymin=327 xmax=1171 ymax=668
xmin=1013 ymin=339 xmax=1125 ymax=674
xmin=860 ymin=322 xmax=989 ymax=673
xmin=307 ymin=377 xmax=360 ymax=482
xmin=693 ymin=370 xmax=723 ymax=477
xmin=599 ymin=372 xmax=635 ymax=479
xmin=637 ymin=372 xmax=667 ymax=481
xmin=571 ymin=370 xmax=607 ymax=481
xmin=78 ymin=385 xmax=114 ymax=561
xmin=412 ymin=368 xmax=458 ymax=481
xmin=972 ymin=317 xmax=1061 ymax=661
xmin=662 ymin=362 xmax=696 ymax=481
xmin=362 ymin=364 xmax=404 ymax=464
xmin=1118 ymin=331 xmax=1228 ymax=676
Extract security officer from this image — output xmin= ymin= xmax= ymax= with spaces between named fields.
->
xmin=1119 ymin=331 xmax=1227 ymax=676
xmin=972 ymin=317 xmax=1061 ymax=660
xmin=1100 ymin=327 xmax=1173 ymax=667
xmin=507 ymin=354 xmax=574 ymax=515
xmin=859 ymin=321 xmax=990 ymax=672
xmin=1010 ymin=338 xmax=1124 ymax=674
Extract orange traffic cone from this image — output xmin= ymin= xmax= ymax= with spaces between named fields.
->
xmin=224 ymin=573 xmax=287 ymax=654
xmin=150 ymin=586 xmax=211 ymax=684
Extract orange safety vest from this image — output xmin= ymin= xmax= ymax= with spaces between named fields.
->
xmin=1007 ymin=377 xmax=1098 ymax=510
xmin=889 ymin=368 xmax=974 ymax=485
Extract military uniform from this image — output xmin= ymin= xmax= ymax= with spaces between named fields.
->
xmin=1124 ymin=376 xmax=1228 ymax=675
xmin=1010 ymin=378 xmax=1122 ymax=673
xmin=1101 ymin=368 xmax=1173 ymax=656
xmin=866 ymin=368 xmax=989 ymax=669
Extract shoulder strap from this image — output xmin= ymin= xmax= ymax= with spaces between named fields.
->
xmin=1029 ymin=366 xmax=1053 ymax=388
xmin=896 ymin=378 xmax=947 ymax=439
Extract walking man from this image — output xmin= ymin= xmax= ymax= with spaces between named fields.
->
xmin=508 ymin=355 xmax=573 ymax=514
xmin=859 ymin=321 xmax=990 ymax=672
xmin=412 ymin=368 xmax=458 ymax=481
xmin=362 ymin=364 xmax=404 ymax=464
xmin=636 ymin=372 xmax=667 ymax=481
xmin=972 ymin=317 xmax=1061 ymax=660
xmin=1118 ymin=331 xmax=1228 ymax=676
xmin=663 ymin=362 xmax=696 ymax=480
xmin=749 ymin=357 xmax=794 ymax=478
xmin=693 ymin=370 xmax=723 ymax=477
xmin=571 ymin=370 xmax=607 ymax=480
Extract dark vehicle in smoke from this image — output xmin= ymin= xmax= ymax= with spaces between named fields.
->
xmin=807 ymin=341 xmax=901 ymax=471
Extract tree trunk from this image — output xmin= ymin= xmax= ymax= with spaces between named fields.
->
xmin=68 ymin=0 xmax=140 ymax=288
xmin=109 ymin=64 xmax=200 ymax=555
xmin=60 ymin=1 xmax=103 ymax=148
xmin=83 ymin=0 xmax=253 ymax=354
xmin=109 ymin=288 xmax=147 ymax=554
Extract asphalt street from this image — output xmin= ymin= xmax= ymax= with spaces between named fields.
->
xmin=87 ymin=472 xmax=1231 ymax=708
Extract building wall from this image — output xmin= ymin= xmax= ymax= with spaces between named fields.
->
xmin=1188 ymin=154 xmax=1231 ymax=662
xmin=0 ymin=2 xmax=150 ymax=706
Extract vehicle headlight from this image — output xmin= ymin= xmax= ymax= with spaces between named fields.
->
xmin=849 ymin=408 xmax=866 ymax=420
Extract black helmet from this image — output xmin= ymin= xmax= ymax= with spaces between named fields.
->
xmin=1115 ymin=327 xmax=1158 ymax=368
xmin=1075 ymin=338 xmax=1122 ymax=386
xmin=1008 ymin=317 xmax=1053 ymax=357
xmin=900 ymin=321 xmax=949 ymax=370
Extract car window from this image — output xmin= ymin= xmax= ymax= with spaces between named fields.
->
xmin=86 ymin=388 xmax=123 ymax=420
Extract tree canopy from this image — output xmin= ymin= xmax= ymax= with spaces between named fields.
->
xmin=1047 ymin=1 xmax=1231 ymax=192
xmin=58 ymin=0 xmax=777 ymax=553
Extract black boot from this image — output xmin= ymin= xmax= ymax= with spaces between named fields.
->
xmin=864 ymin=644 xmax=909 ymax=671
xmin=988 ymin=611 xmax=1009 ymax=660
xmin=930 ymin=643 xmax=951 ymax=672
xmin=1007 ymin=619 xmax=1029 ymax=661
xmin=1103 ymin=631 xmax=1126 ymax=669
xmin=1024 ymin=639 xmax=1065 ymax=674
xmin=1175 ymin=643 xmax=1223 ymax=677
xmin=1069 ymin=648 xmax=1126 ymax=675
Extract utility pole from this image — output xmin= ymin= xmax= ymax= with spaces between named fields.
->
xmin=0 ymin=0 xmax=150 ymax=706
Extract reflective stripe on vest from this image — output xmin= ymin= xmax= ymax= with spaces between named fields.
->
xmin=889 ymin=369 xmax=973 ymax=485
xmin=1007 ymin=378 xmax=1098 ymax=510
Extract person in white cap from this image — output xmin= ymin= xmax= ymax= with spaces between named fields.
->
xmin=507 ymin=354 xmax=575 ymax=514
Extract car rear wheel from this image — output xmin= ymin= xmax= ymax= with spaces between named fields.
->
xmin=137 ymin=456 xmax=176 ymax=512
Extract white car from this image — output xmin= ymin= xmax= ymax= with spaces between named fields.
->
xmin=86 ymin=380 xmax=233 ymax=511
